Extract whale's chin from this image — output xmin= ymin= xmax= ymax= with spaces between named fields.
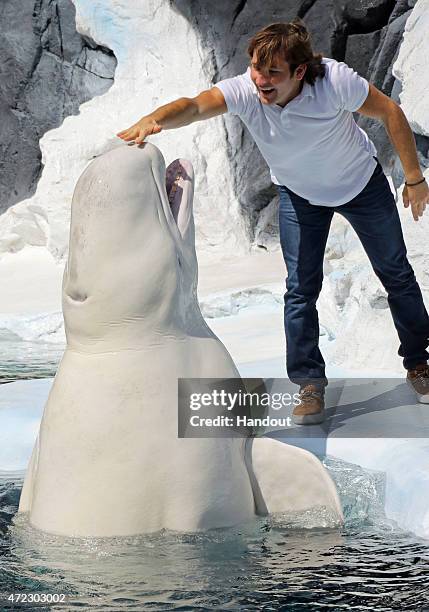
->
xmin=165 ymin=158 xmax=194 ymax=238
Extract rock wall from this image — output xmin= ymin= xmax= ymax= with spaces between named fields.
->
xmin=0 ymin=0 xmax=116 ymax=214
xmin=0 ymin=0 xmax=426 ymax=261
xmin=0 ymin=0 xmax=250 ymax=260
xmin=392 ymin=0 xmax=429 ymax=178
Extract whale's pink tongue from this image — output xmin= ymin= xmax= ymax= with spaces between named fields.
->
xmin=165 ymin=159 xmax=193 ymax=235
xmin=166 ymin=160 xmax=184 ymax=223
xmin=166 ymin=160 xmax=180 ymax=201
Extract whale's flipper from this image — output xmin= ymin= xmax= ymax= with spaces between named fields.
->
xmin=245 ymin=437 xmax=343 ymax=524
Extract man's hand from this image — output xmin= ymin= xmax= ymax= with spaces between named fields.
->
xmin=117 ymin=117 xmax=162 ymax=145
xmin=402 ymin=179 xmax=429 ymax=222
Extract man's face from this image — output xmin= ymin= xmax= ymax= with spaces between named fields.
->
xmin=250 ymin=51 xmax=306 ymax=107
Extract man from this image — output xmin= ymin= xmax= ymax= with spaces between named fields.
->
xmin=117 ymin=19 xmax=429 ymax=424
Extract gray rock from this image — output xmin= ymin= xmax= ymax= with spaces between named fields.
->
xmin=333 ymin=0 xmax=396 ymax=32
xmin=390 ymin=76 xmax=402 ymax=102
xmin=298 ymin=0 xmax=337 ymax=58
xmin=0 ymin=0 xmax=117 ymax=214
xmin=345 ymin=30 xmax=382 ymax=79
xmin=331 ymin=0 xmax=396 ymax=61
xmin=388 ymin=0 xmax=412 ymax=23
xmin=367 ymin=9 xmax=411 ymax=94
xmin=356 ymin=9 xmax=412 ymax=176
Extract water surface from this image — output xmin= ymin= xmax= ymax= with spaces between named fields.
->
xmin=1 ymin=460 xmax=428 ymax=611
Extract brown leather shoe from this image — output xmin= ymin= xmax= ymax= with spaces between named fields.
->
xmin=407 ymin=363 xmax=429 ymax=404
xmin=292 ymin=384 xmax=325 ymax=425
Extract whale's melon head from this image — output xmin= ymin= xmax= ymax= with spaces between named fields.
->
xmin=62 ymin=143 xmax=198 ymax=350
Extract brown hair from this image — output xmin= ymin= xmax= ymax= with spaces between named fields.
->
xmin=247 ymin=19 xmax=325 ymax=86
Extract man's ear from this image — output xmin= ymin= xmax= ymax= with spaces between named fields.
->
xmin=295 ymin=64 xmax=307 ymax=80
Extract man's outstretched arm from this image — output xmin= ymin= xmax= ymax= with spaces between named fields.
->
xmin=116 ymin=87 xmax=227 ymax=145
xmin=356 ymin=83 xmax=429 ymax=221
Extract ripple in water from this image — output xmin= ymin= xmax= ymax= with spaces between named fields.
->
xmin=0 ymin=341 xmax=61 ymax=384
xmin=0 ymin=459 xmax=428 ymax=611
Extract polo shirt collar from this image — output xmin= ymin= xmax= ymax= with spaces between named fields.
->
xmin=300 ymin=80 xmax=314 ymax=99
xmin=279 ymin=81 xmax=314 ymax=107
xmin=267 ymin=81 xmax=314 ymax=113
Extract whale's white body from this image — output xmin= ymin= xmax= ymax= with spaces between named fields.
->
xmin=19 ymin=144 xmax=342 ymax=536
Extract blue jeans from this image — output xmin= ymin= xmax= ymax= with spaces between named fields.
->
xmin=278 ymin=159 xmax=429 ymax=386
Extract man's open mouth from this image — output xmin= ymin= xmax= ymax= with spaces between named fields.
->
xmin=259 ymin=88 xmax=275 ymax=94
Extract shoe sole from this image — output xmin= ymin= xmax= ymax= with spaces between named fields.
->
xmin=292 ymin=408 xmax=326 ymax=425
xmin=406 ymin=378 xmax=429 ymax=404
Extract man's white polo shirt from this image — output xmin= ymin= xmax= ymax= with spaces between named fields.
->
xmin=215 ymin=58 xmax=378 ymax=207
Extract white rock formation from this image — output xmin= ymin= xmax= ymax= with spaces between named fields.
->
xmin=0 ymin=0 xmax=248 ymax=262
xmin=320 ymin=201 xmax=429 ymax=373
xmin=393 ymin=0 xmax=429 ymax=137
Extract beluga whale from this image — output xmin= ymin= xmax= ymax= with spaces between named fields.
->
xmin=19 ymin=143 xmax=343 ymax=536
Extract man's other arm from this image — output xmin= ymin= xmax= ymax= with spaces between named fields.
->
xmin=116 ymin=87 xmax=227 ymax=145
xmin=356 ymin=83 xmax=428 ymax=221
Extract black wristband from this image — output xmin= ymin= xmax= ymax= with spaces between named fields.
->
xmin=405 ymin=177 xmax=426 ymax=187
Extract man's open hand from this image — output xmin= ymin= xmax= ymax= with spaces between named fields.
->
xmin=403 ymin=179 xmax=429 ymax=221
xmin=116 ymin=117 xmax=162 ymax=145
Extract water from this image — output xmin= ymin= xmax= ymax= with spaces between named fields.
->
xmin=0 ymin=312 xmax=65 ymax=385
xmin=0 ymin=341 xmax=61 ymax=384
xmin=1 ymin=459 xmax=428 ymax=611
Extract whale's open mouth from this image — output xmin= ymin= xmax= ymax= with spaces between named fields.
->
xmin=165 ymin=159 xmax=194 ymax=239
